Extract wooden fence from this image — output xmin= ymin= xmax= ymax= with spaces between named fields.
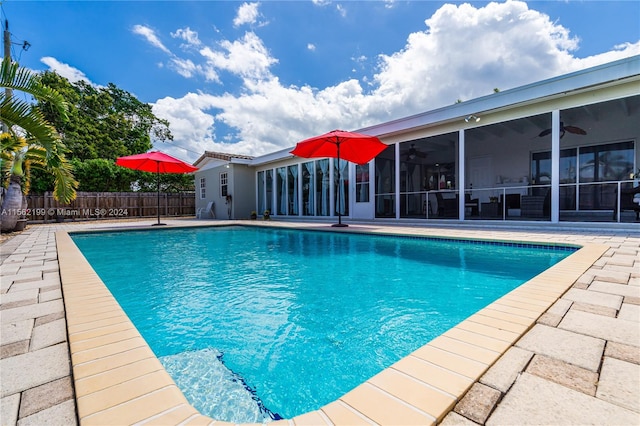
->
xmin=25 ymin=191 xmax=195 ymax=222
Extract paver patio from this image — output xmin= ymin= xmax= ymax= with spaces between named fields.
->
xmin=1 ymin=219 xmax=638 ymax=425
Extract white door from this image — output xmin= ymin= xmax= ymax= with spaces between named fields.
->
xmin=468 ymin=156 xmax=493 ymax=201
xmin=352 ymin=162 xmax=374 ymax=219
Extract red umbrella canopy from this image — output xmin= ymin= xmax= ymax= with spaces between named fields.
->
xmin=290 ymin=129 xmax=387 ymax=165
xmin=115 ymin=151 xmax=198 ymax=174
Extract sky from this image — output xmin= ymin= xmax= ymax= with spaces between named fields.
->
xmin=3 ymin=1 xmax=639 ymax=163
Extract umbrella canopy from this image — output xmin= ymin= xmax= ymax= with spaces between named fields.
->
xmin=290 ymin=129 xmax=387 ymax=166
xmin=116 ymin=151 xmax=198 ymax=225
xmin=115 ymin=151 xmax=198 ymax=174
xmin=290 ymin=130 xmax=387 ymax=226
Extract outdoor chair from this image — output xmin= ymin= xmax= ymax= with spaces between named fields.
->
xmin=521 ymin=190 xmax=550 ymax=219
xmin=436 ymin=192 xmax=458 ymax=218
xmin=464 ymin=193 xmax=479 ymax=216
xmin=613 ymin=185 xmax=640 ymax=220
xmin=499 ymin=193 xmax=521 ymax=216
xmin=197 ymin=201 xmax=215 ymax=219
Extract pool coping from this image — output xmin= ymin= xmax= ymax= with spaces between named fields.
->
xmin=56 ymin=223 xmax=608 ymax=425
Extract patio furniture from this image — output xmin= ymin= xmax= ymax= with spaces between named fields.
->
xmin=465 ymin=193 xmax=479 ymax=216
xmin=196 ymin=201 xmax=215 ymax=219
xmin=521 ymin=196 xmax=545 ymax=217
xmin=435 ymin=192 xmax=458 ymax=218
xmin=480 ymin=202 xmax=499 ymax=218
xmin=500 ymin=193 xmax=521 ymax=216
xmin=521 ymin=190 xmax=550 ymax=219
xmin=613 ymin=185 xmax=640 ymax=220
xmin=422 ymin=197 xmax=433 ymax=216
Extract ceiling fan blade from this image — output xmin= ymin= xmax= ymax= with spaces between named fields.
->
xmin=538 ymin=124 xmax=585 ymax=137
xmin=564 ymin=125 xmax=587 ymax=135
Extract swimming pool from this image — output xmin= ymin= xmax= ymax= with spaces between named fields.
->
xmin=71 ymin=226 xmax=573 ymax=422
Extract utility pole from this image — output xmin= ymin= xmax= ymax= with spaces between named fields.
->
xmin=4 ymin=19 xmax=11 ymax=91
xmin=3 ymin=20 xmax=9 ymax=58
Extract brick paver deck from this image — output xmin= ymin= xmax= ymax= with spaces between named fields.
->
xmin=1 ymin=220 xmax=638 ymax=425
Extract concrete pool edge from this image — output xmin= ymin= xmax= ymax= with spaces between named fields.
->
xmin=56 ymin=226 xmax=608 ymax=425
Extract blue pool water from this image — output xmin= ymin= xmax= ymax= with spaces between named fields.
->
xmin=72 ymin=226 xmax=573 ymax=422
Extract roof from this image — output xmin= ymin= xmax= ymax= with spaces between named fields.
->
xmin=356 ymin=55 xmax=640 ymax=138
xmin=193 ymin=151 xmax=254 ymax=167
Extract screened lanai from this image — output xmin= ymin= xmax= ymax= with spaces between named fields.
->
xmin=253 ymin=95 xmax=638 ymax=224
xmin=247 ymin=58 xmax=639 ymax=225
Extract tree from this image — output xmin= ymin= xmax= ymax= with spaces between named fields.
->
xmin=33 ymin=72 xmax=180 ymax=194
xmin=38 ymin=72 xmax=173 ymax=161
xmin=135 ymin=171 xmax=195 ymax=193
xmin=1 ymin=59 xmax=77 ymax=232
xmin=71 ymin=158 xmax=137 ymax=192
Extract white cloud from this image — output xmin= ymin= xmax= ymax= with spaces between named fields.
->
xmin=571 ymin=40 xmax=640 ymax=70
xmin=171 ymin=27 xmax=202 ymax=48
xmin=311 ymin=0 xmax=331 ymax=7
xmin=149 ymin=1 xmax=639 ymax=162
xmin=234 ymin=2 xmax=260 ymax=27
xmin=199 ymin=32 xmax=277 ymax=80
xmin=169 ymin=58 xmax=197 ymax=78
xmin=370 ymin=1 xmax=638 ymax=117
xmin=132 ymin=24 xmax=171 ymax=54
xmin=132 ymin=25 xmax=224 ymax=82
xmin=307 ymin=43 xmax=316 ymax=51
xmin=336 ymin=4 xmax=346 ymax=18
xmin=152 ymin=93 xmax=219 ymax=158
xmin=40 ymin=57 xmax=91 ymax=83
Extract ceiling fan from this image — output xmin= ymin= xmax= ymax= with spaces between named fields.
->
xmin=538 ymin=122 xmax=587 ymax=139
xmin=406 ymin=144 xmax=427 ymax=161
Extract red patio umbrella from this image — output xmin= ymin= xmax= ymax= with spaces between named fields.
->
xmin=290 ymin=129 xmax=387 ymax=227
xmin=116 ymin=151 xmax=198 ymax=226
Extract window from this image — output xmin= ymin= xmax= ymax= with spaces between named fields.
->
xmin=302 ymin=162 xmax=315 ymax=215
xmin=334 ymin=159 xmax=349 ymax=216
xmin=288 ymin=165 xmax=299 ymax=215
xmin=532 ymin=142 xmax=634 ymax=185
xmin=355 ymin=164 xmax=370 ymax=202
xmin=578 ymin=141 xmax=634 ymax=182
xmin=257 ymin=171 xmax=265 ymax=214
xmin=531 ymin=149 xmax=576 ymax=185
xmin=220 ymin=172 xmax=228 ymax=197
xmin=199 ymin=178 xmax=206 ymax=199
xmin=265 ymin=169 xmax=273 ymax=213
xmin=276 ymin=167 xmax=287 ymax=215
xmin=531 ymin=141 xmax=634 ymax=210
xmin=315 ymin=160 xmax=329 ymax=216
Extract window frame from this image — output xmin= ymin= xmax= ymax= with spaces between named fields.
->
xmin=199 ymin=177 xmax=206 ymax=199
xmin=220 ymin=172 xmax=228 ymax=197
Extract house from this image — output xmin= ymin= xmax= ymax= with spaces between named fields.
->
xmin=193 ymin=152 xmax=255 ymax=220
xmin=194 ymin=55 xmax=640 ymax=224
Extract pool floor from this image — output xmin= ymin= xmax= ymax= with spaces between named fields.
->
xmin=56 ymin=222 xmax=609 ymax=425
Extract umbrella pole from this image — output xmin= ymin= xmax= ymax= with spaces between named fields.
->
xmin=153 ymin=163 xmax=165 ymax=226
xmin=332 ymin=142 xmax=348 ymax=227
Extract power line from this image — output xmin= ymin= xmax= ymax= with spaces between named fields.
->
xmin=0 ymin=5 xmax=30 ymax=62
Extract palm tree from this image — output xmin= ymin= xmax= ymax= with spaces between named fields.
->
xmin=1 ymin=58 xmax=77 ymax=232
